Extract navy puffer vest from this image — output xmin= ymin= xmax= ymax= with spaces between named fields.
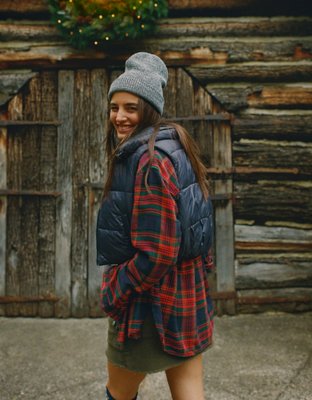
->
xmin=96 ymin=126 xmax=213 ymax=265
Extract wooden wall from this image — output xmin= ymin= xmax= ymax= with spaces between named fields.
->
xmin=0 ymin=0 xmax=311 ymax=314
xmin=1 ymin=66 xmax=234 ymax=316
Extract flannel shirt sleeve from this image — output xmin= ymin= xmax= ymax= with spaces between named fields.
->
xmin=101 ymin=151 xmax=181 ymax=317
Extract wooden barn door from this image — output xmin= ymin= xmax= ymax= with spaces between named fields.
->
xmin=0 ymin=67 xmax=235 ymax=317
xmin=163 ymin=68 xmax=235 ymax=315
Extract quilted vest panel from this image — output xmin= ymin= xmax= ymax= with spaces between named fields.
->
xmin=96 ymin=126 xmax=213 ymax=265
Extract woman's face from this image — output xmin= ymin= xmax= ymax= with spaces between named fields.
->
xmin=110 ymin=92 xmax=140 ymax=140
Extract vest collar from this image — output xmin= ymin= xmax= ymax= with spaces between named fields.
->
xmin=116 ymin=125 xmax=177 ymax=160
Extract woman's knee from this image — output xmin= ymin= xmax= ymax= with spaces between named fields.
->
xmin=165 ymin=355 xmax=205 ymax=400
xmin=106 ymin=361 xmax=145 ymax=400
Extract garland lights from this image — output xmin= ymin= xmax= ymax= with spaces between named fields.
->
xmin=48 ymin=0 xmax=168 ymax=49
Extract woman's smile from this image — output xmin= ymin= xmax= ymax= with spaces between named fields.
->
xmin=110 ymin=92 xmax=140 ymax=140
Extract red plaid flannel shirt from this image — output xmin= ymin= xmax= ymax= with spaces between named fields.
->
xmin=100 ymin=150 xmax=214 ymax=357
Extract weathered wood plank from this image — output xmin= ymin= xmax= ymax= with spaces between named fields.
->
xmin=191 ymin=81 xmax=215 ymax=167
xmin=38 ymin=71 xmax=57 ymax=317
xmin=212 ymin=120 xmax=235 ymax=314
xmin=163 ymin=68 xmax=177 ymax=118
xmin=188 ymin=62 xmax=312 ymax=84
xmin=200 ymin=84 xmax=236 ymax=313
xmin=5 ymin=94 xmax=23 ymax=316
xmin=71 ymin=70 xmax=90 ymax=317
xmin=233 ymin=113 xmax=312 ymax=139
xmin=55 ymin=71 xmax=74 ymax=317
xmin=0 ymin=70 xmax=37 ymax=106
xmin=88 ymin=69 xmax=108 ymax=317
xmin=19 ymin=76 xmax=41 ymax=316
xmin=233 ymin=139 xmax=312 ymax=175
xmin=0 ymin=125 xmax=6 ymax=316
xmin=234 ymin=180 xmax=312 ymax=223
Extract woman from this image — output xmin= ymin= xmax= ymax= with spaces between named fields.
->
xmin=97 ymin=52 xmax=214 ymax=400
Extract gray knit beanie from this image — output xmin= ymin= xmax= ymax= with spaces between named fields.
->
xmin=108 ymin=52 xmax=168 ymax=115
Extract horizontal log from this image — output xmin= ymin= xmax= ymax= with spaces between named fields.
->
xmin=2 ymin=17 xmax=312 ymax=42
xmin=158 ymin=17 xmax=312 ymax=37
xmin=210 ymin=288 xmax=312 ymax=306
xmin=144 ymin=38 xmax=312 ymax=65
xmin=233 ymin=139 xmax=312 ymax=174
xmin=233 ymin=113 xmax=312 ymax=138
xmin=236 ymin=242 xmax=311 ymax=251
xmin=235 ymin=261 xmax=312 ymax=289
xmin=247 ymin=85 xmax=312 ymax=108
xmin=1 ymin=21 xmax=312 ymax=68
xmin=237 ymin=287 xmax=312 ymax=312
xmin=237 ymin=287 xmax=312 ymax=303
xmin=236 ymin=251 xmax=312 ymax=263
xmin=169 ymin=0 xmax=312 ymax=15
xmin=209 ymin=84 xmax=312 ymax=111
xmin=234 ymin=180 xmax=312 ymax=223
xmin=0 ymin=0 xmax=47 ymax=14
xmin=187 ymin=62 xmax=312 ymax=84
xmin=0 ymin=22 xmax=61 ymax=42
xmin=1 ymin=0 xmax=311 ymax=15
xmin=208 ymin=166 xmax=300 ymax=175
xmin=235 ymin=224 xmax=312 ymax=243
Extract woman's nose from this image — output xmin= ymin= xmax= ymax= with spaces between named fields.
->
xmin=116 ymin=109 xmax=126 ymax=122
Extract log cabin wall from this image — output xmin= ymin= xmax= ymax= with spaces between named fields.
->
xmin=0 ymin=0 xmax=311 ymax=315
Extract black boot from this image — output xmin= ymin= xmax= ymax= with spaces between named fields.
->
xmin=106 ymin=386 xmax=138 ymax=400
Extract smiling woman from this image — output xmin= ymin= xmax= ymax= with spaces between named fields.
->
xmin=96 ymin=52 xmax=214 ymax=400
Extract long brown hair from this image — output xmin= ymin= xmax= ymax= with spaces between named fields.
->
xmin=103 ymin=97 xmax=209 ymax=199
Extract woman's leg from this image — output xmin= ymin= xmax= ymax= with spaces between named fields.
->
xmin=106 ymin=360 xmax=146 ymax=400
xmin=165 ymin=354 xmax=205 ymax=400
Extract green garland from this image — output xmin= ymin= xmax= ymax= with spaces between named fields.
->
xmin=48 ymin=0 xmax=168 ymax=49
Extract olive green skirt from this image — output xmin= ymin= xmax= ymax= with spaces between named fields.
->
xmin=106 ymin=312 xmax=199 ymax=374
